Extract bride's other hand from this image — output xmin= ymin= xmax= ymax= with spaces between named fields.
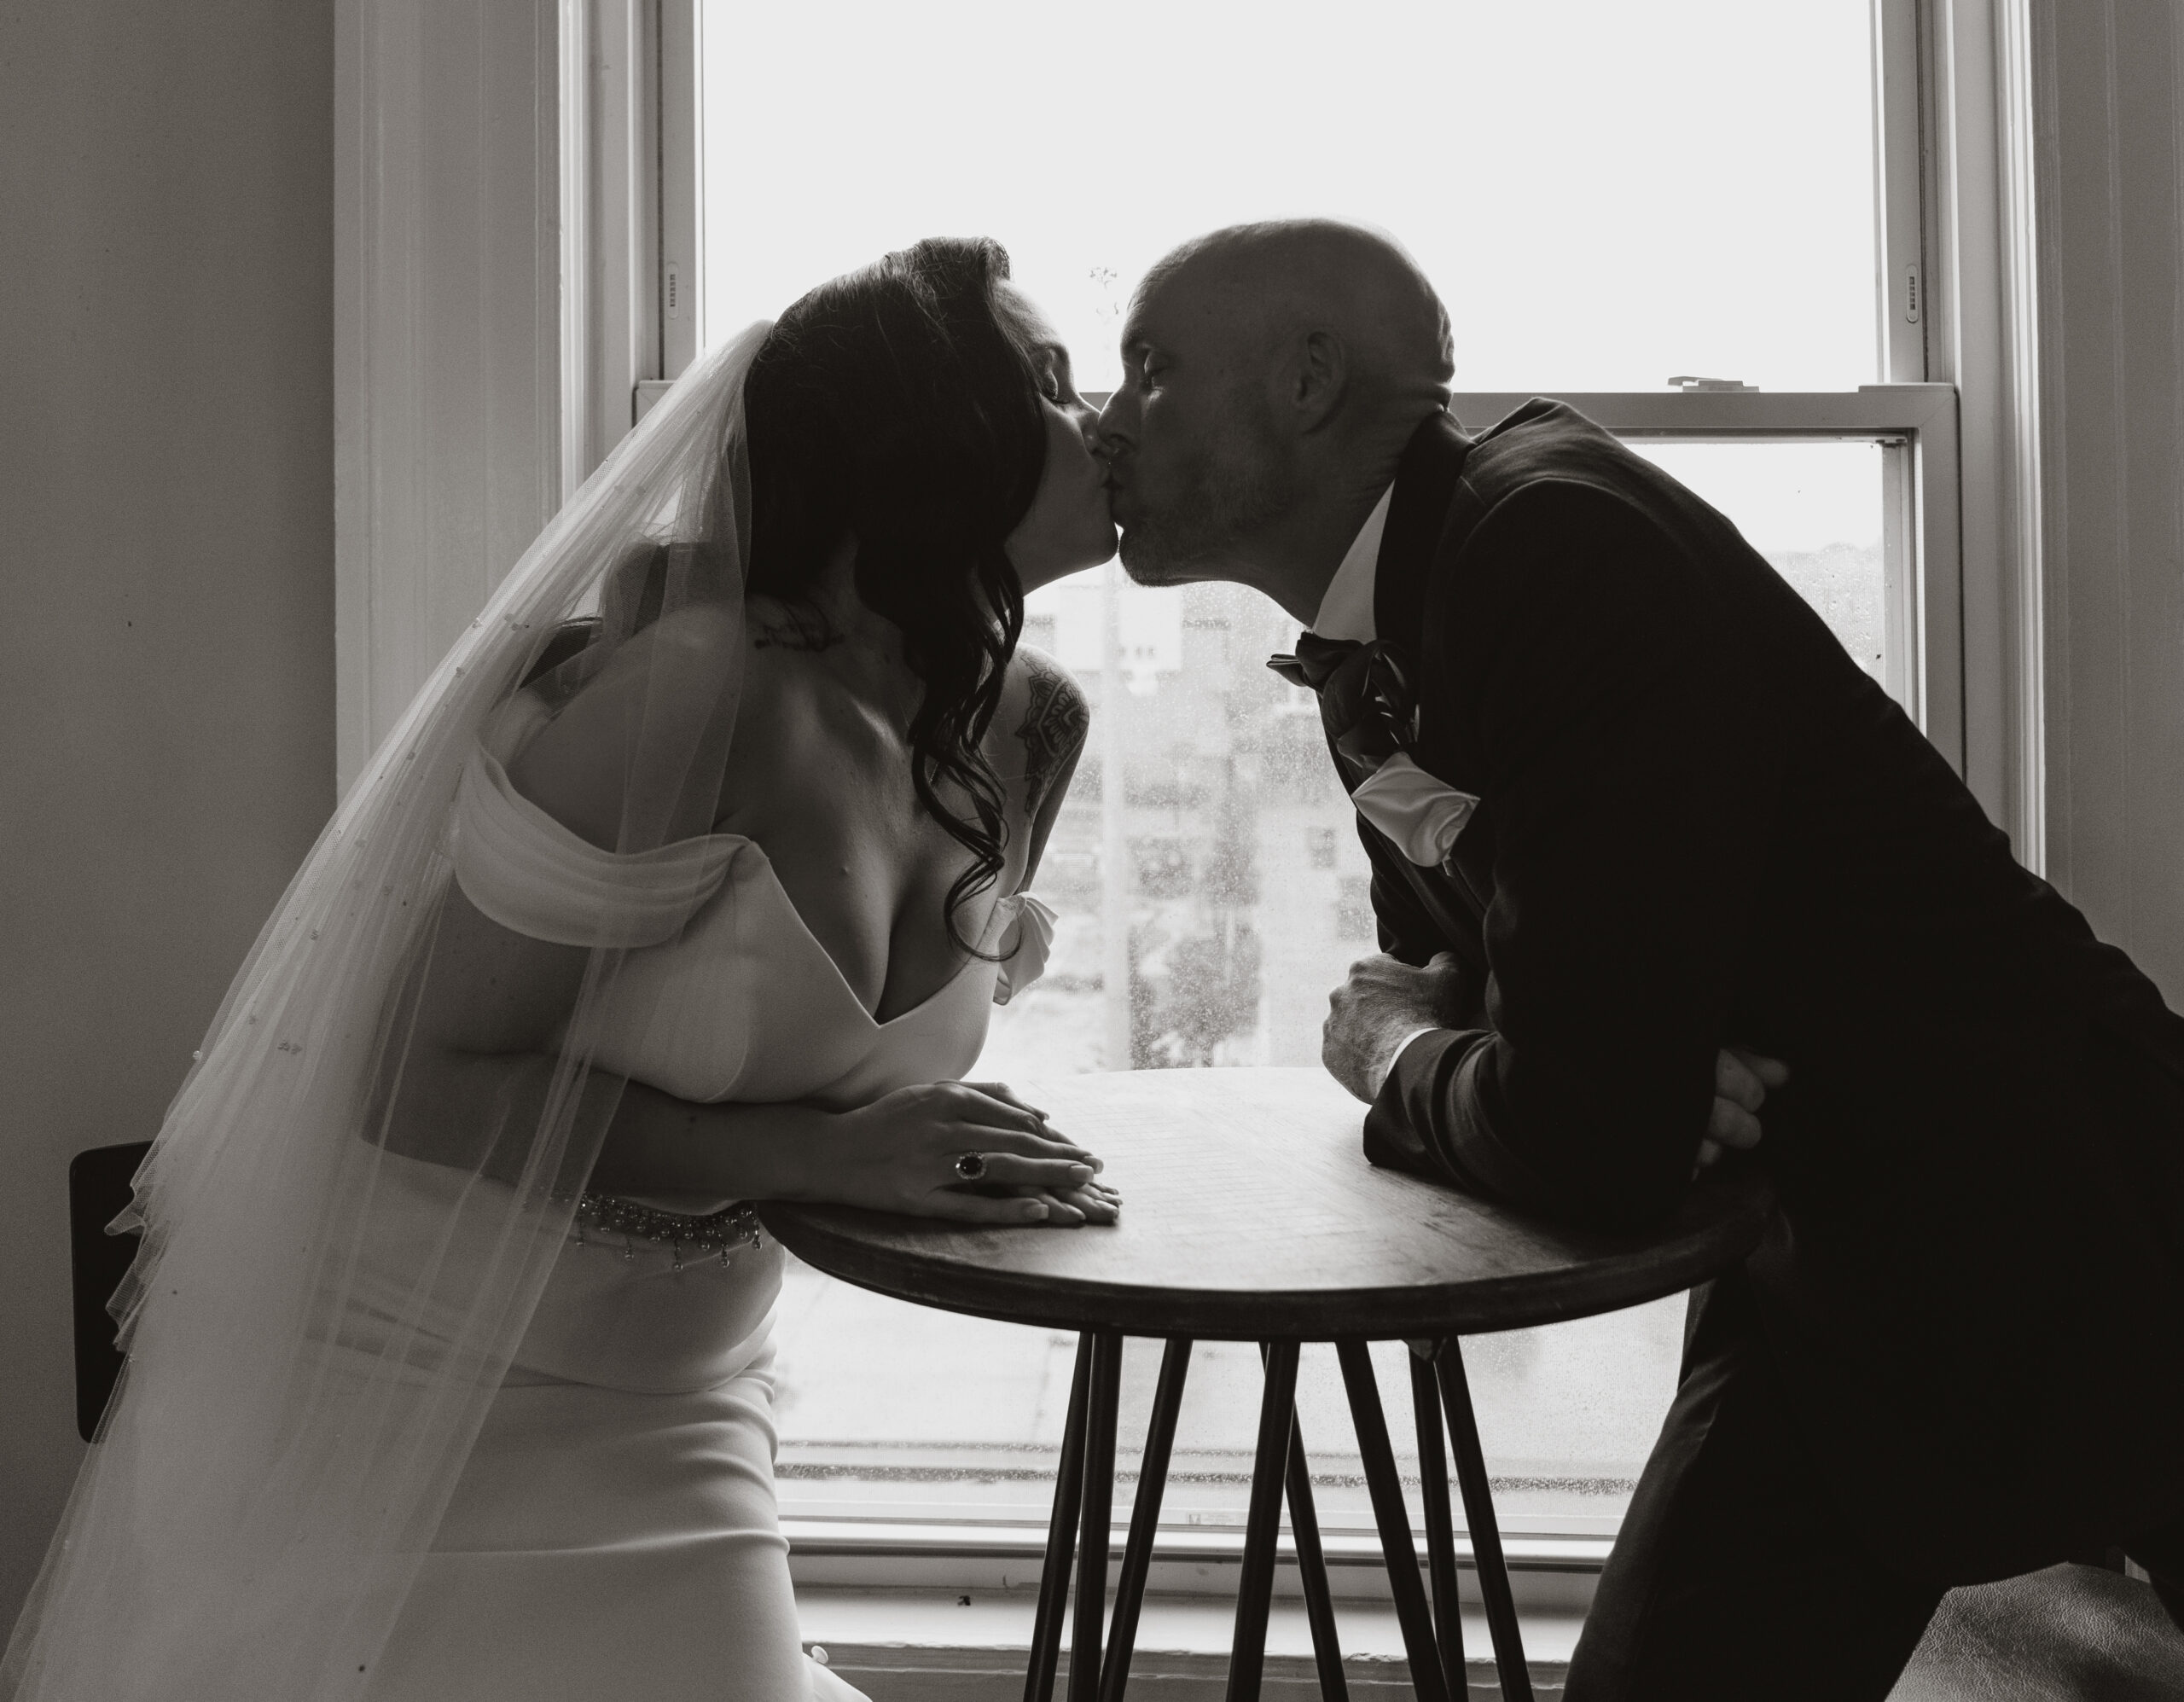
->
xmin=811 ymin=1081 xmax=1108 ymax=1225
xmin=1002 ymin=1177 xmax=1122 ymax=1228
xmin=956 ymin=1081 xmax=1118 ymax=1224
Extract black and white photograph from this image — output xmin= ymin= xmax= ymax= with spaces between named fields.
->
xmin=4 ymin=2 xmax=2184 ymax=1698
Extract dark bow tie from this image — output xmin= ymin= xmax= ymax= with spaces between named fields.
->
xmin=1267 ymin=634 xmax=1419 ymax=776
xmin=1266 ymin=630 xmax=1367 ymax=692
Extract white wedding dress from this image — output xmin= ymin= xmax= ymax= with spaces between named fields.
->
xmin=356 ymin=694 xmax=1053 ymax=1701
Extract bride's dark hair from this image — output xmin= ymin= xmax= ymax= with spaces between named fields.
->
xmin=744 ymin=235 xmax=1047 ymax=950
xmin=530 ymin=240 xmax=1047 ymax=945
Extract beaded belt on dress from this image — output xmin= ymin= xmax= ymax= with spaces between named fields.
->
xmin=569 ymin=1191 xmax=764 ymax=1269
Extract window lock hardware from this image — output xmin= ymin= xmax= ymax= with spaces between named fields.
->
xmin=1667 ymin=375 xmax=1757 ymax=392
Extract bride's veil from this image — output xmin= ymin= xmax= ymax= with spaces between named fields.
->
xmin=3 ymin=324 xmax=770 ymax=1700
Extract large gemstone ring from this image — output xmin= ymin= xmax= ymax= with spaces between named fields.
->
xmin=953 ymin=1152 xmax=988 ymax=1182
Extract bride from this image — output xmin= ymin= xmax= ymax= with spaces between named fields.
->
xmin=4 ymin=237 xmax=1119 ymax=1700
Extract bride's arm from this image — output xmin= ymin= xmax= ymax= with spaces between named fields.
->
xmin=380 ymin=886 xmax=1107 ymax=1223
xmin=1011 ymin=646 xmax=1089 ymax=888
xmin=382 ymin=618 xmax=1108 ymax=1222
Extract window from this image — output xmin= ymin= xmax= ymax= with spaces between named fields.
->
xmin=669 ymin=0 xmax=1940 ymax=1589
xmin=1335 ymin=875 xmax=1375 ymax=944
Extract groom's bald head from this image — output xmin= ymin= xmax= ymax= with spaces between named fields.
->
xmin=1101 ymin=220 xmax=1454 ymax=600
xmin=1135 ymin=220 xmax=1454 ymax=409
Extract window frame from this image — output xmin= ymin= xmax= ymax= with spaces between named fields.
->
xmin=559 ymin=0 xmax=2030 ymax=1602
xmin=323 ymin=0 xmax=2042 ymax=1614
xmin=1445 ymin=384 xmax=1963 ymax=769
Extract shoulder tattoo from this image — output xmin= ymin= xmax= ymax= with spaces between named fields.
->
xmin=1014 ymin=650 xmax=1089 ymax=816
xmin=749 ymin=600 xmax=842 ymax=653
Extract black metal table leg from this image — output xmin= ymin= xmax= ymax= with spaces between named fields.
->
xmin=1099 ymin=1337 xmax=1192 ymax=1702
xmin=1280 ymin=1404 xmax=1350 ymax=1699
xmin=1224 ymin=1338 xmax=1300 ymax=1702
xmin=1254 ymin=1341 xmax=1347 ymax=1699
xmin=1334 ymin=1340 xmax=1453 ymax=1702
xmin=1409 ymin=1345 xmax=1466 ymax=1696
xmin=1070 ymin=1331 xmax=1125 ymax=1702
xmin=1026 ymin=1333 xmax=1095 ymax=1702
xmin=1434 ymin=1340 xmax=1532 ymax=1702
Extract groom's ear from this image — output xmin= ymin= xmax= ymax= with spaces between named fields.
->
xmin=1290 ymin=328 xmax=1350 ymax=433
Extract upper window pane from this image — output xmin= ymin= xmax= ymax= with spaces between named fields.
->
xmin=701 ymin=0 xmax=1879 ymax=392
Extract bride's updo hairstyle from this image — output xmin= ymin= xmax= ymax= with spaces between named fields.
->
xmin=743 ymin=235 xmax=1048 ymax=950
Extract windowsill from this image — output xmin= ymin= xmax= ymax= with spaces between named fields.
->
xmin=796 ymin=1587 xmax=1581 ymax=1699
xmin=786 ymin=1518 xmax=1604 ymax=1615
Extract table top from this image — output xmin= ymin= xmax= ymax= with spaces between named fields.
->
xmin=759 ymin=1066 xmax=1774 ymax=1340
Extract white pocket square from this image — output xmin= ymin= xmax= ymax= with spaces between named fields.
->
xmin=1350 ymin=752 xmax=1479 ymax=865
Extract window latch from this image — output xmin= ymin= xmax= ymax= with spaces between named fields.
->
xmin=1667 ymin=375 xmax=1757 ymax=392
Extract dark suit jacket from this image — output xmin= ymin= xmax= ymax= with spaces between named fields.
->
xmin=1352 ymin=404 xmax=2184 ymax=1583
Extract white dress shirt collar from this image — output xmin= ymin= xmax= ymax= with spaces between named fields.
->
xmin=1308 ymin=485 xmax=1395 ymax=643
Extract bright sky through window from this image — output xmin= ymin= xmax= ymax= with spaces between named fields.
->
xmin=702 ymin=0 xmax=1891 ymax=1531
xmin=701 ymin=0 xmax=1878 ymax=398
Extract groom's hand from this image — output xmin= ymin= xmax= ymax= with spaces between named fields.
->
xmin=1327 ymin=951 xmax=1792 ymax=1170
xmin=1323 ymin=951 xmax=1469 ymax=1104
xmin=1695 ymin=1045 xmax=1791 ymax=1176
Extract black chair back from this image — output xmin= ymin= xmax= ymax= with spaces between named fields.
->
xmin=520 ymin=615 xmax=602 ymax=692
xmin=68 ymin=1141 xmax=151 ymax=1442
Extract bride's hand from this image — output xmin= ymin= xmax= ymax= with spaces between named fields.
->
xmin=956 ymin=1081 xmax=1119 ymax=1228
xmin=809 ymin=1081 xmax=1112 ymax=1226
xmin=996 ymin=1176 xmax=1123 ymax=1228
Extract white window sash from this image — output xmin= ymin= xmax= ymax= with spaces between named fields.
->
xmin=619 ymin=2 xmax=2012 ymax=1585
xmin=1449 ymin=386 xmax=1963 ymax=774
xmin=334 ymin=0 xmax=2042 ymax=1582
xmin=781 ymin=1511 xmax=1609 ymax=1613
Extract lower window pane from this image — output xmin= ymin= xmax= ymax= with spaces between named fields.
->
xmin=1633 ymin=439 xmax=1888 ymax=684
xmin=773 ymin=434 xmax=1883 ymax=1540
xmin=775 ymin=1293 xmax=1680 ymax=1539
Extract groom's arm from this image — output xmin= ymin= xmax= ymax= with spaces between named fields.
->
xmin=1362 ymin=485 xmax=1780 ymax=1229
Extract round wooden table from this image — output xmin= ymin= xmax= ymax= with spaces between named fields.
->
xmin=760 ymin=1067 xmax=1774 ymax=1702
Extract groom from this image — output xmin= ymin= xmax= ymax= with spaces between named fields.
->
xmin=1098 ymin=219 xmax=2184 ymax=1699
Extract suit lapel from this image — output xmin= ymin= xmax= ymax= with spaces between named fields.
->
xmin=1374 ymin=411 xmax=1473 ymax=660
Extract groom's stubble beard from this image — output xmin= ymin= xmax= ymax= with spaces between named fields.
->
xmin=1118 ymin=402 xmax=1299 ymax=588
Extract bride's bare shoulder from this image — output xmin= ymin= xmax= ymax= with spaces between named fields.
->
xmin=504 ymin=604 xmax=743 ymax=849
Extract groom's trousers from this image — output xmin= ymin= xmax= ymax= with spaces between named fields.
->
xmin=1561 ymin=1266 xmax=2184 ymax=1702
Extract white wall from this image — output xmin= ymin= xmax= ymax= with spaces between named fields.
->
xmin=2033 ymin=0 xmax=2184 ymax=999
xmin=334 ymin=0 xmax=561 ymax=795
xmin=0 ymin=1 xmax=335 ymax=1628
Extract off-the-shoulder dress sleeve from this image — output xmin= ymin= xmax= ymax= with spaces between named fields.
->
xmin=451 ymin=694 xmax=743 ymax=949
xmin=991 ymin=892 xmax=1056 ymax=1006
